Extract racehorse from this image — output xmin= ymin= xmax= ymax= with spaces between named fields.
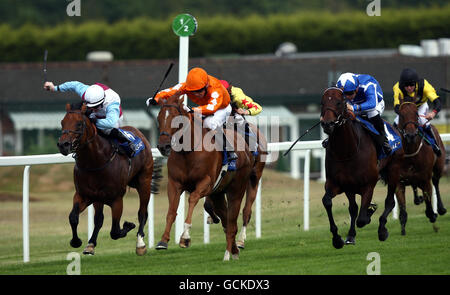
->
xmin=205 ymin=122 xmax=268 ymax=250
xmin=154 ymin=94 xmax=254 ymax=260
xmin=57 ymin=102 xmax=160 ymax=255
xmin=319 ymin=87 xmax=402 ymax=248
xmin=378 ymin=100 xmax=446 ymax=240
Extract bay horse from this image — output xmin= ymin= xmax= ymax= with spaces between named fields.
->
xmin=378 ymin=101 xmax=446 ymax=240
xmin=154 ymin=94 xmax=254 ymax=260
xmin=57 ymin=102 xmax=160 ymax=255
xmin=205 ymin=122 xmax=267 ymax=250
xmin=320 ymin=87 xmax=402 ymax=248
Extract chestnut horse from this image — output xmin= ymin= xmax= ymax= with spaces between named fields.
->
xmin=320 ymin=87 xmax=402 ymax=248
xmin=205 ymin=122 xmax=267 ymax=249
xmin=154 ymin=94 xmax=254 ymax=260
xmin=57 ymin=102 xmax=160 ymax=255
xmin=378 ymin=101 xmax=446 ymax=240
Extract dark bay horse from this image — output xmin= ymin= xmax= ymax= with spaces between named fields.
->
xmin=378 ymin=101 xmax=446 ymax=240
xmin=155 ymin=94 xmax=254 ymax=260
xmin=320 ymin=87 xmax=402 ymax=248
xmin=57 ymin=102 xmax=160 ymax=255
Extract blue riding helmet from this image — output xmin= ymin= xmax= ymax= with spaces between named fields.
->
xmin=336 ymin=73 xmax=359 ymax=93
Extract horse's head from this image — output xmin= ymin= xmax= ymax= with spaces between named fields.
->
xmin=320 ymin=87 xmax=349 ymax=135
xmin=156 ymin=94 xmax=191 ymax=156
xmin=398 ymin=101 xmax=419 ymax=144
xmin=57 ymin=102 xmax=94 ymax=155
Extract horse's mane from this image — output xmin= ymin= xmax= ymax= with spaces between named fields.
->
xmin=70 ymin=101 xmax=84 ymax=111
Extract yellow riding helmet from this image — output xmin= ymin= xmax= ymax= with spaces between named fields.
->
xmin=185 ymin=67 xmax=208 ymax=91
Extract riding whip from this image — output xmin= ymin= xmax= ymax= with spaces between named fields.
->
xmin=283 ymin=120 xmax=321 ymax=157
xmin=43 ymin=49 xmax=48 ymax=83
xmin=149 ymin=62 xmax=174 ymax=102
xmin=441 ymin=88 xmax=450 ymax=93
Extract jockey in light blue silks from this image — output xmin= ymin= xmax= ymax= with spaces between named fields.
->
xmin=44 ymin=80 xmax=139 ymax=157
xmin=323 ymin=72 xmax=392 ymax=155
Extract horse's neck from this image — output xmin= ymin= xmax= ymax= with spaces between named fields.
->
xmin=75 ymin=129 xmax=113 ymax=164
xmin=329 ymin=121 xmax=359 ymax=153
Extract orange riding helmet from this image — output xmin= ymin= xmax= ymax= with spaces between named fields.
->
xmin=185 ymin=67 xmax=209 ymax=91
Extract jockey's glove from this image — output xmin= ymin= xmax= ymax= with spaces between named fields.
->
xmin=183 ymin=105 xmax=194 ymax=113
xmin=146 ymin=97 xmax=158 ymax=106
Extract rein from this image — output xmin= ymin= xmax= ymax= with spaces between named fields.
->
xmin=64 ymin=110 xmax=117 ymax=172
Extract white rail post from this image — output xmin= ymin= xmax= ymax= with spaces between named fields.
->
xmin=87 ymin=205 xmax=94 ymax=240
xmin=22 ymin=165 xmax=30 ymax=263
xmin=393 ymin=194 xmax=398 ymax=219
xmin=148 ymin=193 xmax=155 ymax=248
xmin=303 ymin=150 xmax=311 ymax=231
xmin=203 ymin=198 xmax=210 ymax=244
xmin=256 ymin=179 xmax=262 ymax=238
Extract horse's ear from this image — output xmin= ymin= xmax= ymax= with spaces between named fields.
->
xmin=65 ymin=103 xmax=71 ymax=112
xmin=81 ymin=103 xmax=87 ymax=114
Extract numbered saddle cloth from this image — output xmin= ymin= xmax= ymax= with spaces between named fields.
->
xmin=356 ymin=116 xmax=402 ymax=159
xmin=117 ymin=129 xmax=145 ymax=157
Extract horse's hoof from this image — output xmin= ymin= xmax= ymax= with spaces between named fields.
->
xmin=223 ymin=250 xmax=231 ymax=261
xmin=414 ymin=196 xmax=424 ymax=205
xmin=332 ymin=236 xmax=344 ymax=249
xmin=123 ymin=221 xmax=136 ymax=231
xmin=155 ymin=241 xmax=168 ymax=250
xmin=83 ymin=243 xmax=95 ymax=255
xmin=356 ymin=219 xmax=369 ymax=228
xmin=207 ymin=215 xmax=220 ymax=224
xmin=438 ymin=207 xmax=447 ymax=216
xmin=401 ymin=228 xmax=406 ymax=236
xmin=378 ymin=229 xmax=389 ymax=241
xmin=179 ymin=238 xmax=191 ymax=248
xmin=136 ymin=246 xmax=147 ymax=256
xmin=345 ymin=236 xmax=355 ymax=245
xmin=432 ymin=223 xmax=440 ymax=232
xmin=70 ymin=238 xmax=82 ymax=248
xmin=427 ymin=213 xmax=437 ymax=223
xmin=236 ymin=241 xmax=245 ymax=249
xmin=232 ymin=253 xmax=239 ymax=260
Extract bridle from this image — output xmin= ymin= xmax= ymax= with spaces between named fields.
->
xmin=321 ymin=87 xmax=349 ymax=129
xmin=61 ymin=110 xmax=96 ymax=153
xmin=159 ymin=103 xmax=185 ymax=139
xmin=398 ymin=102 xmax=424 ymax=157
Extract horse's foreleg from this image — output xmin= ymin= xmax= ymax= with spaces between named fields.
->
xmin=158 ymin=178 xmax=183 ymax=249
xmin=422 ymin=181 xmax=437 ymax=223
xmin=237 ymin=181 xmax=258 ymax=249
xmin=135 ymin=180 xmax=151 ymax=255
xmin=396 ymin=186 xmax=407 ymax=235
xmin=110 ymin=198 xmax=135 ymax=240
xmin=432 ymin=175 xmax=447 ymax=216
xmin=345 ymin=192 xmax=358 ymax=245
xmin=224 ymin=190 xmax=245 ymax=261
xmin=83 ymin=202 xmax=104 ymax=255
xmin=69 ymin=193 xmax=89 ymax=248
xmin=180 ymin=178 xmax=211 ymax=248
xmin=378 ymin=183 xmax=397 ymax=241
xmin=322 ymin=190 xmax=344 ymax=249
xmin=357 ymin=186 xmax=375 ymax=228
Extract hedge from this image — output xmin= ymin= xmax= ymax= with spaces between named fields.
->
xmin=0 ymin=7 xmax=449 ymax=62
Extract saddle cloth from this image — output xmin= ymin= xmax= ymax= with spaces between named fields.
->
xmin=418 ymin=126 xmax=437 ymax=147
xmin=115 ymin=129 xmax=145 ymax=157
xmin=356 ymin=116 xmax=402 ymax=159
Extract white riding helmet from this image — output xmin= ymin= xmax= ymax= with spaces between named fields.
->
xmin=84 ymin=85 xmax=105 ymax=107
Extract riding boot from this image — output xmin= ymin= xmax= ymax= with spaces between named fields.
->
xmin=369 ymin=115 xmax=392 ymax=155
xmin=425 ymin=125 xmax=441 ymax=156
xmin=220 ymin=130 xmax=238 ymax=171
xmin=322 ymin=138 xmax=329 ymax=148
xmin=244 ymin=122 xmax=259 ymax=157
xmin=110 ymin=128 xmax=138 ymax=157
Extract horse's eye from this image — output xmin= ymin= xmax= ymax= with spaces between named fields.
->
xmin=76 ymin=122 xmax=83 ymax=129
xmin=336 ymin=101 xmax=342 ymax=107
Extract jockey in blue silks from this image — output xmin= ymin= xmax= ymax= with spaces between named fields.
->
xmin=324 ymin=72 xmax=392 ymax=155
xmin=44 ymin=80 xmax=139 ymax=157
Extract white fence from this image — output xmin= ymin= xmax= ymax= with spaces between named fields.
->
xmin=2 ymin=135 xmax=449 ymax=263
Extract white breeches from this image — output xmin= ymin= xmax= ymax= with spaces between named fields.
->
xmin=203 ymin=104 xmax=232 ymax=130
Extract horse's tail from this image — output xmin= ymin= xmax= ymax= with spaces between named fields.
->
xmin=151 ymin=159 xmax=163 ymax=194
